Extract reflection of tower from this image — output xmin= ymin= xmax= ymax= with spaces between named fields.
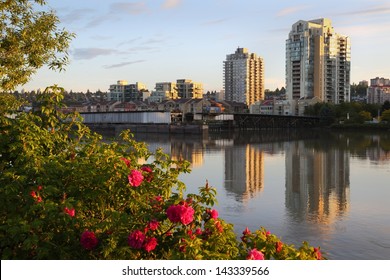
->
xmin=170 ymin=141 xmax=204 ymax=167
xmin=285 ymin=141 xmax=350 ymax=224
xmin=225 ymin=144 xmax=264 ymax=201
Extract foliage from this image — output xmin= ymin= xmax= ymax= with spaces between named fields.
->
xmin=0 ymin=0 xmax=75 ymax=91
xmin=304 ymin=102 xmax=382 ymax=125
xmin=0 ymin=88 xmax=325 ymax=260
xmin=381 ymin=109 xmax=390 ymax=123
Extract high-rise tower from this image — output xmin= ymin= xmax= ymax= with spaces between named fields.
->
xmin=286 ymin=18 xmax=350 ymax=104
xmin=224 ymin=47 xmax=264 ymax=105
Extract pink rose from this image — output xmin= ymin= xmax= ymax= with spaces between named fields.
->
xmin=128 ymin=230 xmax=145 ymax=249
xmin=64 ymin=207 xmax=75 ymax=217
xmin=147 ymin=220 xmax=159 ymax=231
xmin=143 ymin=237 xmax=158 ymax=252
xmin=128 ymin=169 xmax=144 ymax=187
xmin=166 ymin=203 xmax=194 ymax=225
xmin=246 ymin=249 xmax=265 ymax=260
xmin=209 ymin=209 xmax=218 ymax=219
xmin=80 ymin=230 xmax=98 ymax=250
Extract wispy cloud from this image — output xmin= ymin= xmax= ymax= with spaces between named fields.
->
xmin=338 ymin=4 xmax=390 ymax=17
xmin=104 ymin=60 xmax=146 ymax=69
xmin=338 ymin=23 xmax=390 ymax=38
xmin=161 ymin=0 xmax=182 ymax=10
xmin=73 ymin=48 xmax=119 ymax=60
xmin=277 ymin=5 xmax=310 ymax=17
xmin=202 ymin=18 xmax=230 ymax=26
xmin=59 ymin=8 xmax=96 ymax=25
xmin=117 ymin=36 xmax=165 ymax=52
xmin=109 ymin=2 xmax=149 ymax=15
xmin=85 ymin=1 xmax=149 ymax=28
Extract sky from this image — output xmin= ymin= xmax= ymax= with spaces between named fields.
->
xmin=20 ymin=0 xmax=390 ymax=93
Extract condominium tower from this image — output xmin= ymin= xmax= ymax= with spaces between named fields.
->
xmin=286 ymin=18 xmax=351 ymax=104
xmin=224 ymin=47 xmax=264 ymax=105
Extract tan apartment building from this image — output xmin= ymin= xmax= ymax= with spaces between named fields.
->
xmin=176 ymin=79 xmax=203 ymax=99
xmin=286 ymin=18 xmax=350 ymax=108
xmin=224 ymin=47 xmax=264 ymax=106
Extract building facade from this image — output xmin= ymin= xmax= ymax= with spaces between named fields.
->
xmin=286 ymin=18 xmax=351 ymax=107
xmin=367 ymin=77 xmax=390 ymax=104
xmin=223 ymin=47 xmax=264 ymax=106
xmin=149 ymin=82 xmax=179 ymax=103
xmin=176 ymin=79 xmax=203 ymax=99
xmin=108 ymin=81 xmax=149 ymax=102
xmin=107 ymin=80 xmax=128 ymax=101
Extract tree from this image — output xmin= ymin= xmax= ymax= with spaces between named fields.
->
xmin=382 ymin=109 xmax=390 ymax=123
xmin=0 ymin=0 xmax=74 ymax=91
xmin=381 ymin=101 xmax=390 ymax=113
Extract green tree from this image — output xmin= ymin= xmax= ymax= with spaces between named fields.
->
xmin=357 ymin=110 xmax=372 ymax=123
xmin=382 ymin=109 xmax=390 ymax=122
xmin=381 ymin=101 xmax=390 ymax=113
xmin=0 ymin=0 xmax=74 ymax=91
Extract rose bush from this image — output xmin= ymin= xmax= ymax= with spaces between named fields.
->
xmin=0 ymin=87 xmax=325 ymax=260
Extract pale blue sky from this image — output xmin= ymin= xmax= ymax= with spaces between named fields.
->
xmin=21 ymin=0 xmax=390 ymax=93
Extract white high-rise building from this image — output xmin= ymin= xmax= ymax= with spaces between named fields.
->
xmin=223 ymin=47 xmax=264 ymax=105
xmin=286 ymin=18 xmax=351 ymax=105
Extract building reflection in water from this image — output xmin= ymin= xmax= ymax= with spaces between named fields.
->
xmin=224 ymin=144 xmax=264 ymax=201
xmin=285 ymin=141 xmax=350 ymax=224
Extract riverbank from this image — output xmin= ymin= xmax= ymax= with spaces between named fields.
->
xmin=329 ymin=122 xmax=390 ymax=130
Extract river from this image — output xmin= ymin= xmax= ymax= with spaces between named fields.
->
xmin=124 ymin=129 xmax=390 ymax=260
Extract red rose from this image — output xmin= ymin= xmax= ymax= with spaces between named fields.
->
xmin=80 ymin=230 xmax=98 ymax=250
xmin=246 ymin=249 xmax=265 ymax=260
xmin=143 ymin=237 xmax=157 ymax=252
xmin=128 ymin=230 xmax=145 ymax=249
xmin=209 ymin=209 xmax=218 ymax=219
xmin=128 ymin=169 xmax=144 ymax=187
xmin=147 ymin=220 xmax=159 ymax=231
xmin=64 ymin=207 xmax=75 ymax=217
xmin=166 ymin=203 xmax=194 ymax=225
xmin=276 ymin=241 xmax=283 ymax=253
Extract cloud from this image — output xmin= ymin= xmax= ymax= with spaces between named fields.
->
xmin=85 ymin=1 xmax=149 ymax=28
xmin=338 ymin=4 xmax=390 ymax=17
xmin=277 ymin=5 xmax=310 ymax=17
xmin=73 ymin=48 xmax=119 ymax=60
xmin=59 ymin=8 xmax=96 ymax=24
xmin=202 ymin=18 xmax=230 ymax=26
xmin=109 ymin=2 xmax=149 ymax=15
xmin=337 ymin=23 xmax=390 ymax=38
xmin=104 ymin=60 xmax=146 ymax=69
xmin=161 ymin=0 xmax=182 ymax=9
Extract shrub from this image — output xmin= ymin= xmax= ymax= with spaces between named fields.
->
xmin=0 ymin=87 xmax=325 ymax=260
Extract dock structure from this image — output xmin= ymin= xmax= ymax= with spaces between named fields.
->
xmin=80 ymin=111 xmax=322 ymax=135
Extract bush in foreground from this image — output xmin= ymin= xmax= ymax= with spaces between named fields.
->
xmin=0 ymin=87 xmax=324 ymax=260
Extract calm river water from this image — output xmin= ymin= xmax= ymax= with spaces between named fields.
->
xmin=129 ymin=129 xmax=390 ymax=260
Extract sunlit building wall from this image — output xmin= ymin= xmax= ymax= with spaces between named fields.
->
xmin=224 ymin=48 xmax=264 ymax=106
xmin=286 ymin=18 xmax=351 ymax=106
